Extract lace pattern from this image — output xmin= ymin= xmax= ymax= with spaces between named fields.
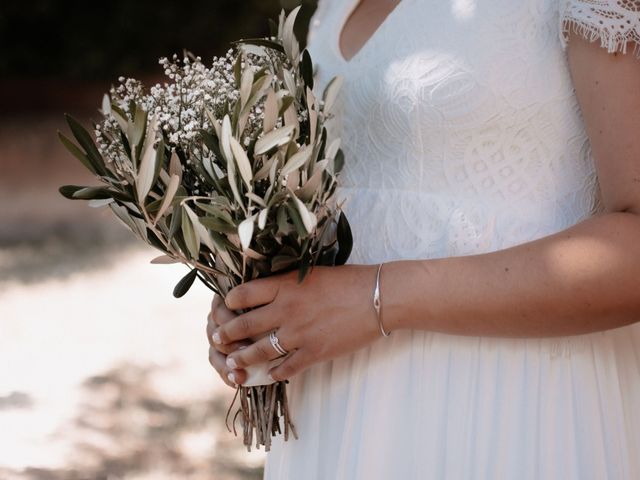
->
xmin=305 ymin=0 xmax=607 ymax=266
xmin=560 ymin=0 xmax=640 ymax=57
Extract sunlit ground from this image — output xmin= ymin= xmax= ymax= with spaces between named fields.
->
xmin=0 ymin=114 xmax=266 ymax=479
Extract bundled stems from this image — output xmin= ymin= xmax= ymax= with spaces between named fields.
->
xmin=226 ymin=380 xmax=298 ymax=451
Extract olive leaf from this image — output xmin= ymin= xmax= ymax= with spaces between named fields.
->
xmin=238 ymin=213 xmax=258 ymax=251
xmin=110 ymin=105 xmax=129 ymax=133
xmin=290 ymin=189 xmax=317 ymax=234
xmin=168 ymin=205 xmax=183 ymax=241
xmin=282 ymin=5 xmax=301 ymax=62
xmin=280 ymin=146 xmax=312 ymax=179
xmin=131 ymin=104 xmax=148 ymax=151
xmin=136 ymin=116 xmax=160 ymax=202
xmin=58 ymin=132 xmax=99 ymax=176
xmin=239 ymin=67 xmax=254 ymax=110
xmin=232 ymin=38 xmax=285 ymax=54
xmin=59 ymin=185 xmax=97 ymax=200
xmin=89 ymin=198 xmax=114 ymax=208
xmin=262 ymin=88 xmax=278 ymax=133
xmin=181 ymin=207 xmax=200 ymax=259
xmin=245 ymin=192 xmax=267 ymax=208
xmin=334 ymin=148 xmax=345 ymax=174
xmin=322 ymin=75 xmax=344 ymax=113
xmin=306 ymin=87 xmax=318 ymax=145
xmin=285 ymin=199 xmax=309 ymax=238
xmin=154 ymin=173 xmax=180 ymax=223
xmin=254 ymin=125 xmax=296 ymax=155
xmin=253 ymin=155 xmax=275 ymax=182
xmin=278 ymin=95 xmax=295 ymax=118
xmin=296 ymin=159 xmax=328 ymax=201
xmin=300 ymin=49 xmax=314 ymax=90
xmin=220 ymin=114 xmax=233 ymax=162
xmin=63 ymin=114 xmax=108 ymax=176
xmin=199 ymin=216 xmax=237 ymax=234
xmin=173 ymin=269 xmax=198 ymax=298
xmin=184 ymin=205 xmax=218 ymax=255
xmin=229 ymin=135 xmax=253 ymax=190
xmin=151 ymin=255 xmax=180 ymax=265
xmin=110 ymin=203 xmax=139 ymax=235
xmin=334 ymin=210 xmax=353 ymax=266
xmin=258 ymin=207 xmax=270 ymax=229
xmin=240 ymin=73 xmax=273 ymax=122
xmin=282 ymin=68 xmax=297 ymax=98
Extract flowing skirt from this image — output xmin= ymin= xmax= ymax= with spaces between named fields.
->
xmin=263 ymin=322 xmax=640 ymax=479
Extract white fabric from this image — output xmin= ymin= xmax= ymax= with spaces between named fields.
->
xmin=263 ymin=0 xmax=640 ymax=478
xmin=559 ymin=0 xmax=640 ymax=57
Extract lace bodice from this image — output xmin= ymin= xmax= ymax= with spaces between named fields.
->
xmin=306 ymin=0 xmax=640 ymax=264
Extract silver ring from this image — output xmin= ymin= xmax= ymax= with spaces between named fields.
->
xmin=269 ymin=330 xmax=288 ymax=357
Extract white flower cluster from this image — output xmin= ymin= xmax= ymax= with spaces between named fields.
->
xmin=147 ymin=51 xmax=241 ymax=147
xmin=96 ymin=49 xmax=279 ymax=167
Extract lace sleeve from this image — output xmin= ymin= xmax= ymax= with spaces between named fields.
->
xmin=559 ymin=0 xmax=640 ymax=57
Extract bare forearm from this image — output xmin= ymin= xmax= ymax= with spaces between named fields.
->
xmin=383 ymin=211 xmax=640 ymax=337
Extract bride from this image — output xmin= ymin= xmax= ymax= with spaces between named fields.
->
xmin=207 ymin=0 xmax=640 ymax=478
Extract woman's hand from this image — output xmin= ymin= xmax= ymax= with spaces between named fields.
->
xmin=207 ymin=294 xmax=252 ymax=387
xmin=209 ymin=264 xmax=385 ymax=383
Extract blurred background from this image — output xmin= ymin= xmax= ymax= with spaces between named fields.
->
xmin=0 ymin=1 xmax=316 ymax=478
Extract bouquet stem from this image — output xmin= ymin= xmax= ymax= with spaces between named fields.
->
xmin=227 ymin=380 xmax=298 ymax=451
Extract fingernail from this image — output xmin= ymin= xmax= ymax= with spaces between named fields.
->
xmin=227 ymin=372 xmax=236 ymax=385
xmin=267 ymin=372 xmax=275 ymax=382
xmin=226 ymin=356 xmax=238 ymax=369
xmin=212 ymin=331 xmax=221 ymax=344
xmin=238 ymin=345 xmax=248 ymax=350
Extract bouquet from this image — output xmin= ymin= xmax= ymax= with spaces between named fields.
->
xmin=58 ymin=6 xmax=352 ymax=451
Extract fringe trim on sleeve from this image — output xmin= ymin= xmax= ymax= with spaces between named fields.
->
xmin=560 ymin=16 xmax=640 ymax=58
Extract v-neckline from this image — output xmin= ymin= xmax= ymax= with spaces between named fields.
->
xmin=335 ymin=0 xmax=406 ymax=64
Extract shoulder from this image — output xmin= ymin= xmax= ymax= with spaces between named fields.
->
xmin=558 ymin=0 xmax=640 ymax=57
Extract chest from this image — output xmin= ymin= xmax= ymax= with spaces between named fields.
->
xmin=305 ymin=0 xmax=585 ymax=198
xmin=309 ymin=0 xmax=564 ymax=100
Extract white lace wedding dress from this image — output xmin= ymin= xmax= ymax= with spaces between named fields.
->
xmin=263 ymin=1 xmax=640 ymax=478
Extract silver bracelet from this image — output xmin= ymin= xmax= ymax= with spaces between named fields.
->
xmin=373 ymin=262 xmax=391 ymax=337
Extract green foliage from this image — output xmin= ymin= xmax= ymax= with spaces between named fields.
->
xmin=57 ymin=6 xmax=351 ymax=304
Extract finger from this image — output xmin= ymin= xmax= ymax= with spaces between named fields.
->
xmin=225 ymin=276 xmax=281 ymax=311
xmin=210 ymin=293 xmax=221 ymax=313
xmin=208 ymin=346 xmax=248 ymax=387
xmin=206 ymin=313 xmax=223 ymax=347
xmin=207 ymin=313 xmax=216 ymax=346
xmin=226 ymin=334 xmax=295 ymax=370
xmin=208 ymin=346 xmax=236 ymax=388
xmin=214 ymin=305 xmax=278 ymax=344
xmin=210 ymin=300 xmax=236 ymax=327
xmin=214 ymin=338 xmax=253 ymax=355
xmin=207 ymin=309 xmax=238 ymax=348
xmin=267 ymin=348 xmax=308 ymax=382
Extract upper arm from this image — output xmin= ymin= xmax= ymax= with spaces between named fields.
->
xmin=561 ymin=3 xmax=640 ymax=214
